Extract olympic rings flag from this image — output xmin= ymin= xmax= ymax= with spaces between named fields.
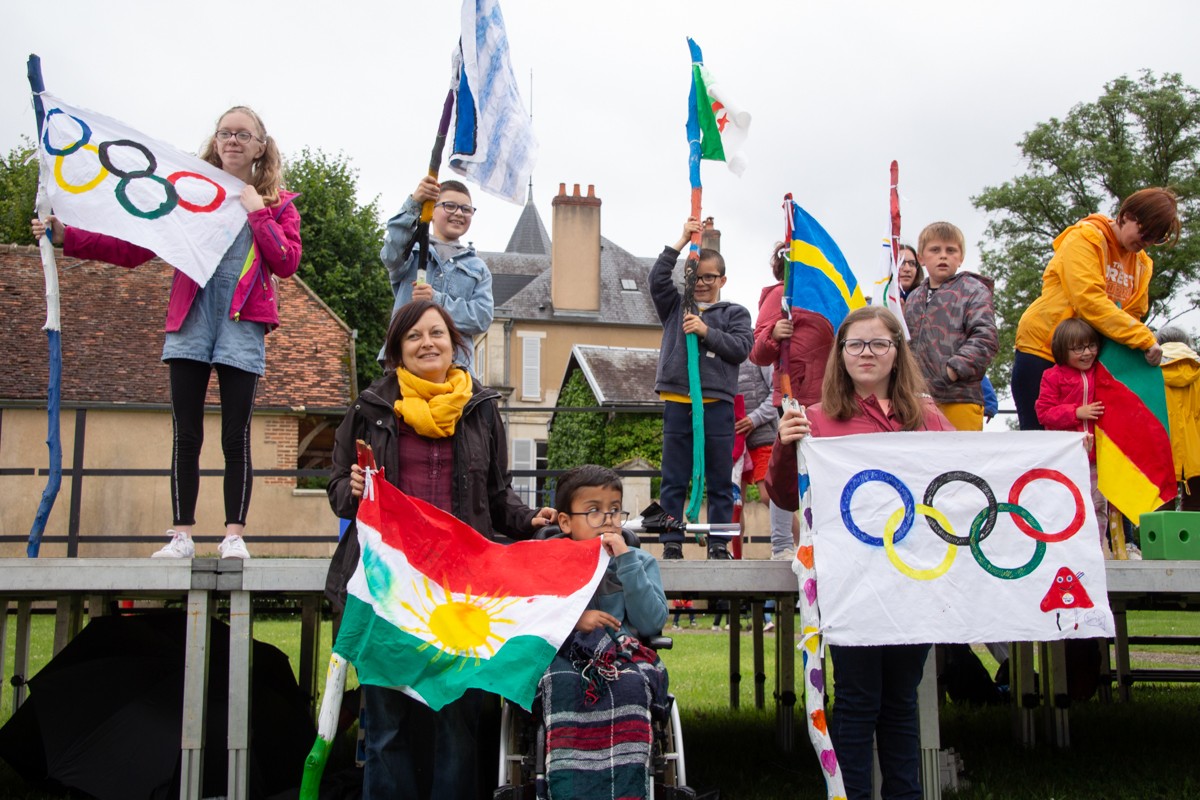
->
xmin=802 ymin=431 xmax=1115 ymax=646
xmin=35 ymin=93 xmax=247 ymax=287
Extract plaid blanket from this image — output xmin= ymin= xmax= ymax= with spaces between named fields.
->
xmin=538 ymin=628 xmax=669 ymax=800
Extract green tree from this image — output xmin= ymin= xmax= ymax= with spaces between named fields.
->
xmin=284 ymin=148 xmax=390 ymax=392
xmin=973 ymin=71 xmax=1200 ymax=388
xmin=547 ymin=368 xmax=662 ymax=476
xmin=0 ymin=138 xmax=38 ymax=245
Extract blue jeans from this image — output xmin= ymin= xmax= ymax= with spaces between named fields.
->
xmin=830 ymin=644 xmax=931 ymax=800
xmin=1010 ymin=350 xmax=1054 ymax=431
xmin=362 ymin=685 xmax=485 ymax=799
xmin=659 ymin=400 xmax=735 ymax=541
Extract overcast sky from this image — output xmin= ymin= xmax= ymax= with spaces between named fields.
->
xmin=6 ymin=0 xmax=1200 ymax=327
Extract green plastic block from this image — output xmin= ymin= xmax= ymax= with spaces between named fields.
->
xmin=1139 ymin=511 xmax=1200 ymax=560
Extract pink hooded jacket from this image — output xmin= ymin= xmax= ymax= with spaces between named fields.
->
xmin=63 ymin=190 xmax=301 ymax=332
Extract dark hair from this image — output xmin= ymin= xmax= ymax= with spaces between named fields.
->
xmin=770 ymin=242 xmax=788 ymax=281
xmin=820 ymin=306 xmax=930 ymax=430
xmin=1117 ymin=187 xmax=1181 ymax=248
xmin=898 ymin=244 xmax=923 ymax=290
xmin=382 ymin=300 xmax=469 ymax=370
xmin=554 ymin=465 xmax=623 ymax=513
xmin=1049 ymin=318 xmax=1100 ymax=366
xmin=1157 ymin=325 xmax=1194 ymax=347
xmin=438 ymin=179 xmax=471 ymax=199
xmin=698 ymin=248 xmax=726 ymax=276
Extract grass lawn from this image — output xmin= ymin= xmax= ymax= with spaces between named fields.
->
xmin=2 ymin=608 xmax=1200 ymax=798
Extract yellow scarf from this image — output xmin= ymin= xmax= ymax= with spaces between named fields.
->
xmin=394 ymin=367 xmax=473 ymax=438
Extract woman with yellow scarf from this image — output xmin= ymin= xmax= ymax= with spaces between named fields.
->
xmin=325 ymin=299 xmax=554 ymax=799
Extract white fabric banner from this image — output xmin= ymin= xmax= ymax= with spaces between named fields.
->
xmin=801 ymin=430 xmax=1115 ymax=645
xmin=37 ymin=93 xmax=246 ymax=287
xmin=449 ymin=0 xmax=538 ymax=204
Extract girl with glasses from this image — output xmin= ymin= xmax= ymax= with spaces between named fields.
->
xmin=765 ymin=306 xmax=952 ymax=800
xmin=32 ymin=105 xmax=301 ymax=560
xmin=1035 ymin=318 xmax=1112 ymax=557
xmin=1011 ymin=187 xmax=1181 ymax=431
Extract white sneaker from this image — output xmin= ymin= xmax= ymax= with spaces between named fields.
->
xmin=218 ymin=534 xmax=251 ymax=560
xmin=152 ymin=530 xmax=195 ymax=559
xmin=1125 ymin=543 xmax=1142 ymax=561
xmin=770 ymin=549 xmax=796 ymax=562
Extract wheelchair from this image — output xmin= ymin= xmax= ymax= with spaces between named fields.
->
xmin=493 ymin=526 xmax=696 ymax=799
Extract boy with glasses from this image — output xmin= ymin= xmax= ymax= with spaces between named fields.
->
xmin=651 ymin=218 xmax=753 ymax=559
xmin=540 ymin=464 xmax=669 ymax=798
xmin=379 ymin=174 xmax=492 ymax=372
xmin=903 ymin=221 xmax=999 ymax=431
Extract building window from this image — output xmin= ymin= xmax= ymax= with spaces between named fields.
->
xmin=621 ymin=278 xmax=638 ymax=291
xmin=518 ymin=331 xmax=544 ymax=401
xmin=512 ymin=437 xmax=536 ymax=507
xmin=474 ymin=336 xmax=487 ymax=383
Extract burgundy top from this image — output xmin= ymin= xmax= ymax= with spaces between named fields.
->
xmin=395 ymin=420 xmax=454 ymax=513
xmin=765 ymin=395 xmax=953 ymax=511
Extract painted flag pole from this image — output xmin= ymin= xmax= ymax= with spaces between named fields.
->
xmin=415 ymin=89 xmax=456 ymax=284
xmin=682 ymin=37 xmax=709 ymax=523
xmin=785 ymin=397 xmax=846 ymax=798
xmin=25 ymin=54 xmax=62 ymax=559
xmin=778 ymin=196 xmax=797 ymax=400
xmin=299 ymin=440 xmax=375 ymax=799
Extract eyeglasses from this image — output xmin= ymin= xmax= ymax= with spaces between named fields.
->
xmin=1069 ymin=343 xmax=1099 ymax=354
xmin=435 ymin=201 xmax=476 ymax=217
xmin=566 ymin=509 xmax=631 ymax=527
xmin=695 ymin=273 xmax=723 ymax=285
xmin=901 ymin=259 xmax=919 ymax=269
xmin=215 ymin=130 xmax=262 ymax=144
xmin=843 ymin=338 xmax=896 ymax=356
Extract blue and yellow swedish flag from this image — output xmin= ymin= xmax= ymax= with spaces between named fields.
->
xmin=785 ymin=199 xmax=866 ymax=331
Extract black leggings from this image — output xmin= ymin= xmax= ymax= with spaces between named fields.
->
xmin=169 ymin=360 xmax=258 ymax=527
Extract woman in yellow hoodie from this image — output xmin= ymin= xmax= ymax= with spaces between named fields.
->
xmin=1011 ymin=188 xmax=1181 ymax=430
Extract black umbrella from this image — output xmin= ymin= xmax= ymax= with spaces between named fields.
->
xmin=0 ymin=611 xmax=315 ymax=800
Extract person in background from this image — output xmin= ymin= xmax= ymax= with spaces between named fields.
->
xmin=904 ymin=222 xmax=998 ymax=432
xmin=1035 ymin=318 xmax=1112 ymax=557
xmin=33 ymin=105 xmax=301 ymax=560
xmin=1011 ymin=187 xmax=1180 ymax=430
xmin=379 ymin=175 xmax=492 ymax=373
xmin=1157 ymin=326 xmax=1200 ymax=511
xmin=651 ymin=218 xmax=753 ymax=559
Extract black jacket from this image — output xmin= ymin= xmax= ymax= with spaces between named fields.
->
xmin=324 ymin=371 xmax=539 ymax=611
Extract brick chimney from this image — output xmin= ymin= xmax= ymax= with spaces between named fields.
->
xmin=551 ymin=183 xmax=602 ymax=312
xmin=701 ymin=216 xmax=721 ymax=252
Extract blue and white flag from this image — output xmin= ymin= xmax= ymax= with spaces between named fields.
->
xmin=35 ymin=93 xmax=246 ymax=287
xmin=802 ymin=431 xmax=1115 ymax=646
xmin=449 ymin=0 xmax=538 ymax=204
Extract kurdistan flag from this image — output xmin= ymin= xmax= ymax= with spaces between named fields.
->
xmin=688 ymin=37 xmax=751 ymax=176
xmin=336 ymin=472 xmax=608 ymax=711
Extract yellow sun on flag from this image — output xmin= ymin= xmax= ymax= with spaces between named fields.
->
xmin=402 ymin=577 xmax=520 ymax=665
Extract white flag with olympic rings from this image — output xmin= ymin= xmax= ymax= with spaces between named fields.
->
xmin=802 ymin=430 xmax=1115 ymax=645
xmin=36 ymin=93 xmax=247 ymax=288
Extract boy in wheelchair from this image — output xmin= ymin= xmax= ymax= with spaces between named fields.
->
xmin=517 ymin=464 xmax=672 ymax=799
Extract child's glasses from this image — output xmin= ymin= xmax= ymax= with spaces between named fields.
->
xmin=567 ymin=509 xmax=631 ymax=527
xmin=694 ymin=274 xmax=722 ymax=285
xmin=843 ymin=338 xmax=896 ymax=356
xmin=215 ymin=130 xmax=262 ymax=144
xmin=435 ymin=201 xmax=476 ymax=217
xmin=1069 ymin=343 xmax=1099 ymax=354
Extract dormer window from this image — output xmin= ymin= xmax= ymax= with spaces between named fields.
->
xmin=621 ymin=278 xmax=638 ymax=291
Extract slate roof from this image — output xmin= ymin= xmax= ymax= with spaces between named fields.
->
xmin=485 ymin=237 xmax=672 ymax=327
xmin=504 ymin=189 xmax=551 ymax=255
xmin=563 ymin=345 xmax=663 ymax=407
xmin=1 ymin=245 xmax=354 ymax=410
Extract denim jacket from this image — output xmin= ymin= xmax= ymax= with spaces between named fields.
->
xmin=379 ymin=196 xmax=494 ymax=370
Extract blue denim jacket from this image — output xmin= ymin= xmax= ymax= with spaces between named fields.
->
xmin=379 ymin=196 xmax=494 ymax=370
